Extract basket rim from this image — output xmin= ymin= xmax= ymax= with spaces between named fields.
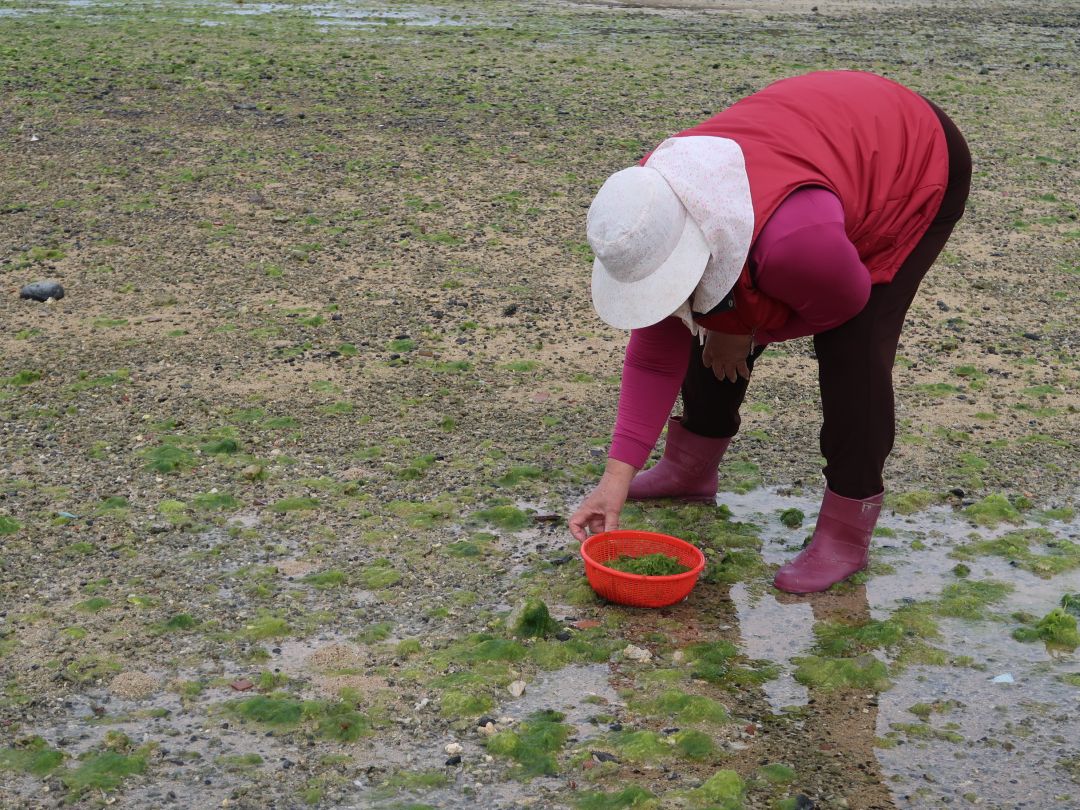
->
xmin=580 ymin=529 xmax=706 ymax=581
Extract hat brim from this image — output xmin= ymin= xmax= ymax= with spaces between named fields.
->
xmin=591 ymin=211 xmax=711 ymax=330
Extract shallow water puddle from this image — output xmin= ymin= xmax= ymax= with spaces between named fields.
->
xmin=880 ymin=633 xmax=1080 ymax=806
xmin=724 ymin=488 xmax=1080 ymax=806
xmin=729 ymin=581 xmax=814 ymax=709
xmin=5 ymin=0 xmax=479 ymax=27
xmin=14 ymin=679 xmax=281 ymax=808
xmin=498 ymin=662 xmax=619 ymax=737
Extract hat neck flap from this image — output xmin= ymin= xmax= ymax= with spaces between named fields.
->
xmin=644 ymin=136 xmax=754 ymax=315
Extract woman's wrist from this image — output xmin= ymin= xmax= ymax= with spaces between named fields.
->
xmin=603 ymin=457 xmax=638 ymax=484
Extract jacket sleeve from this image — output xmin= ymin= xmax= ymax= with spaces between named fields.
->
xmin=754 ymin=221 xmax=871 ymax=342
xmin=609 ymin=318 xmax=691 ymax=468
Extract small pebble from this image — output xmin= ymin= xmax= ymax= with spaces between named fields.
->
xmin=20 ymin=280 xmax=65 ymax=302
xmin=622 ymin=644 xmax=653 ymax=662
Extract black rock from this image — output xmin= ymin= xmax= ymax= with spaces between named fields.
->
xmin=555 ymin=631 xmax=571 ymax=641
xmin=793 ymin=796 xmax=815 ymax=810
xmin=591 ymin=751 xmax=619 ymax=763
xmin=445 ymin=754 xmax=462 ymax=766
xmin=20 ymin=280 xmax=65 ymax=301
xmin=502 ymin=303 xmax=519 ymax=317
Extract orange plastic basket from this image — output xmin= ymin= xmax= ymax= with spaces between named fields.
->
xmin=580 ymin=530 xmax=706 ymax=608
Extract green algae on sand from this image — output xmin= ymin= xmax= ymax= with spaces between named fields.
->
xmin=793 ymin=654 xmax=891 ymax=691
xmin=575 ymin=785 xmax=658 ymax=809
xmin=228 ymin=695 xmax=373 ymax=741
xmin=512 ymin=598 xmax=561 ymax=638
xmin=0 ymin=737 xmax=65 ymax=777
xmin=631 ymin=688 xmax=730 ymax=725
xmin=1012 ymin=607 xmax=1080 ymax=649
xmin=685 ymin=769 xmax=746 ymax=809
xmin=952 ymin=528 xmax=1080 ymax=578
xmin=485 ymin=710 xmax=571 ymax=778
xmin=62 ymin=749 xmax=149 ymax=796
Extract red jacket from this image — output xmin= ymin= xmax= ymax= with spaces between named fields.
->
xmin=646 ymin=71 xmax=949 ymax=333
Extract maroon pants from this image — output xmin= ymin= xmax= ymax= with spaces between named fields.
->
xmin=681 ymin=100 xmax=972 ymax=499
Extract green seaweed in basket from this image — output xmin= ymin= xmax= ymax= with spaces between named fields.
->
xmin=604 ymin=553 xmax=691 ymax=576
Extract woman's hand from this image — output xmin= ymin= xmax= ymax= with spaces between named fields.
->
xmin=569 ymin=459 xmax=637 ymax=542
xmin=702 ymin=330 xmax=754 ymax=383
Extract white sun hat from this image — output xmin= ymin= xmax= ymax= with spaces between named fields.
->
xmin=587 ymin=135 xmax=754 ymax=330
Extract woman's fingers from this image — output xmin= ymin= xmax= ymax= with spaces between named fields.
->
xmin=703 ymin=352 xmax=739 ymax=383
xmin=570 ymin=506 xmax=620 ymax=541
xmin=569 ymin=506 xmax=594 ymax=541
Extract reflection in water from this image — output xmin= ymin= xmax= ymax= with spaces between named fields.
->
xmin=726 ymin=489 xmax=1080 ymax=808
xmin=729 ymin=581 xmax=813 ymax=709
xmin=796 ymin=585 xmax=893 ymax=810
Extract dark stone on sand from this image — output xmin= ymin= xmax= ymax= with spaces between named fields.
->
xmin=20 ymin=280 xmax=64 ymax=301
xmin=445 ymin=754 xmax=462 ymax=766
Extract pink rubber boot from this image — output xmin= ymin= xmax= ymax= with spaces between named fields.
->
xmin=627 ymin=418 xmax=731 ymax=503
xmin=773 ymin=487 xmax=884 ymax=594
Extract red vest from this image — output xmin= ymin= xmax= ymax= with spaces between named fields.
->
xmin=648 ymin=71 xmax=949 ymax=333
